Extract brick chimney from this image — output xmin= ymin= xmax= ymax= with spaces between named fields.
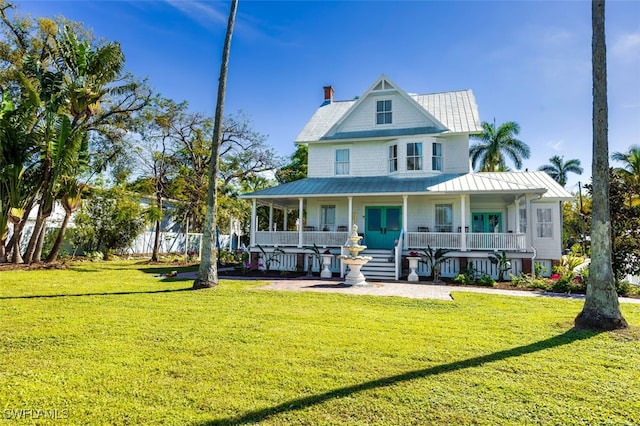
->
xmin=323 ymin=85 xmax=334 ymax=103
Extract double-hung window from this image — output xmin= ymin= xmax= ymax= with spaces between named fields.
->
xmin=320 ymin=205 xmax=336 ymax=231
xmin=335 ymin=149 xmax=350 ymax=175
xmin=435 ymin=204 xmax=453 ymax=233
xmin=519 ymin=207 xmax=527 ymax=233
xmin=389 ymin=144 xmax=398 ymax=173
xmin=376 ymin=100 xmax=392 ymax=124
xmin=536 ymin=208 xmax=552 ymax=238
xmin=432 ymin=142 xmax=442 ymax=171
xmin=407 ymin=142 xmax=423 ymax=171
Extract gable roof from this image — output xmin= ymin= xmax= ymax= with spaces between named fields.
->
xmin=295 ymin=75 xmax=481 ymax=143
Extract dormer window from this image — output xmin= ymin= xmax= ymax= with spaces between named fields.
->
xmin=376 ymin=100 xmax=392 ymax=124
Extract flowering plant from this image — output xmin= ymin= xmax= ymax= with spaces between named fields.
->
xmin=408 ymin=251 xmax=420 ymax=257
xmin=323 ymin=249 xmax=332 ymax=255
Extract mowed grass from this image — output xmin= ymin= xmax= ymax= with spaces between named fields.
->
xmin=1 ymin=261 xmax=639 ymax=425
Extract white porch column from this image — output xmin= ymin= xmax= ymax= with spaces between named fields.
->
xmin=298 ymin=197 xmax=304 ymax=248
xmin=514 ymin=197 xmax=521 ymax=233
xmin=344 ymin=196 xmax=353 ymax=279
xmin=460 ymin=194 xmax=467 ymax=251
xmin=268 ymin=203 xmax=274 ymax=232
xmin=250 ymin=199 xmax=257 ymax=247
xmin=283 ymin=208 xmax=288 ymax=231
xmin=402 ymin=195 xmax=408 ymax=249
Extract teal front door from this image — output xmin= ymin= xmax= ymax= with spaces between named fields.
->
xmin=472 ymin=212 xmax=502 ymax=233
xmin=365 ymin=206 xmax=402 ymax=249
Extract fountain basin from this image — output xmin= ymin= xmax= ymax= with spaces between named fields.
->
xmin=340 ymin=255 xmax=373 ymax=286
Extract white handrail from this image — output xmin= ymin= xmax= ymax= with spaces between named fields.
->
xmin=394 ymin=230 xmax=404 ymax=280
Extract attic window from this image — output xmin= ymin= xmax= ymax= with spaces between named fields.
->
xmin=376 ymin=100 xmax=392 ymax=125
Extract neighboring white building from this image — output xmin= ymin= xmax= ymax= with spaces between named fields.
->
xmin=242 ymin=75 xmax=572 ymax=279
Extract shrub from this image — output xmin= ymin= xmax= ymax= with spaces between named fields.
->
xmin=477 ymin=274 xmax=496 ymax=287
xmin=85 ymin=251 xmax=104 ymax=261
xmin=616 ymin=280 xmax=632 ymax=297
xmin=453 ymin=273 xmax=474 ymax=284
xmin=534 ymin=262 xmax=547 ymax=278
xmin=509 ymin=272 xmax=531 ymax=288
xmin=453 ymin=263 xmax=477 ymax=284
xmin=218 ymin=249 xmax=239 ymax=265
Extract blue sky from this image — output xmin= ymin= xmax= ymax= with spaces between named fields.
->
xmin=13 ymin=0 xmax=640 ymax=191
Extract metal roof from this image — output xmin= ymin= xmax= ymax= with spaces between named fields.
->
xmin=243 ymin=171 xmax=573 ymax=201
xmin=295 ymin=89 xmax=481 ymax=143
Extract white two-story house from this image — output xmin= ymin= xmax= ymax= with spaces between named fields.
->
xmin=242 ymin=75 xmax=572 ymax=280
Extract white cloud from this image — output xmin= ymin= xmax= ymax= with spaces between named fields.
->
xmin=164 ymin=0 xmax=228 ymax=29
xmin=546 ymin=140 xmax=564 ymax=151
xmin=612 ymin=33 xmax=640 ymax=60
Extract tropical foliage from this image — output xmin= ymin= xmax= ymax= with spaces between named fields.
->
xmin=611 ymin=145 xmax=640 ymax=207
xmin=0 ymin=1 xmax=279 ymax=264
xmin=538 ymin=155 xmax=583 ymax=187
xmin=469 ymin=120 xmax=530 ymax=172
xmin=0 ymin=2 xmax=150 ymax=263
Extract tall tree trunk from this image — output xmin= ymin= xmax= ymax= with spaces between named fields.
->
xmin=0 ymin=238 xmax=7 ymax=263
xmin=11 ymin=222 xmax=23 ymax=264
xmin=193 ymin=0 xmax=238 ymax=289
xmin=151 ymin=219 xmax=161 ymax=262
xmin=45 ymin=212 xmax=71 ymax=263
xmin=33 ymin=223 xmax=47 ymax=262
xmin=24 ymin=207 xmax=50 ymax=264
xmin=575 ymin=0 xmax=627 ymax=330
xmin=151 ymin=194 xmax=162 ymax=262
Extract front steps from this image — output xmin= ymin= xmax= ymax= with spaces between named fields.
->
xmin=350 ymin=248 xmax=397 ymax=280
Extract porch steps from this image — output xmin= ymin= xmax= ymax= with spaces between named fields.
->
xmin=355 ymin=249 xmax=397 ymax=280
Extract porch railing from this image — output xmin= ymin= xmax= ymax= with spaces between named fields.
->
xmin=255 ymin=230 xmax=527 ymax=251
xmin=405 ymin=232 xmax=526 ymax=251
xmin=255 ymin=231 xmax=349 ymax=247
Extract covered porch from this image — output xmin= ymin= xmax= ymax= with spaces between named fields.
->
xmin=248 ymin=189 xmax=533 ymax=253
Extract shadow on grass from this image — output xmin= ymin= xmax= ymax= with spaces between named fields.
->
xmin=0 ymin=287 xmax=193 ymax=300
xmin=200 ymin=328 xmax=600 ymax=425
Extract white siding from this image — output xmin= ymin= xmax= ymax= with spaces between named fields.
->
xmin=333 ymin=92 xmax=440 ymax=134
xmin=442 ymin=135 xmax=472 ymax=174
xmin=308 ymin=134 xmax=470 ymax=178
xmin=531 ymin=201 xmax=563 ymax=260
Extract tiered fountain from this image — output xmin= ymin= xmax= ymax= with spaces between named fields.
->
xmin=339 ymin=224 xmax=372 ymax=286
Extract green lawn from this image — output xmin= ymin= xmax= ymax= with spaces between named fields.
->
xmin=1 ymin=261 xmax=639 ymax=425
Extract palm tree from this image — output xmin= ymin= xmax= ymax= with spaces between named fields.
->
xmin=193 ymin=0 xmax=238 ymax=289
xmin=469 ymin=120 xmax=531 ymax=172
xmin=538 ymin=155 xmax=583 ymax=187
xmin=23 ymin=25 xmax=128 ymax=263
xmin=611 ymin=145 xmax=640 ymax=207
xmin=575 ymin=0 xmax=627 ymax=330
xmin=612 ymin=145 xmax=640 ymax=183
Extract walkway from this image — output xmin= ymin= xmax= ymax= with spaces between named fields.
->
xmin=212 ymin=275 xmax=640 ymax=305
